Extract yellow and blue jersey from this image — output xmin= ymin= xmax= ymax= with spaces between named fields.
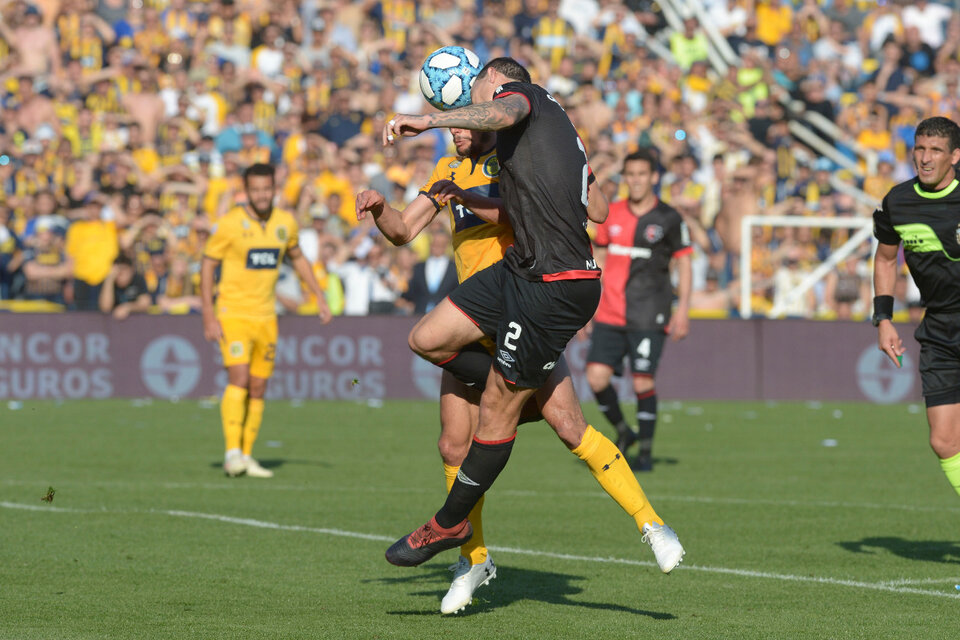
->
xmin=204 ymin=205 xmax=298 ymax=318
xmin=419 ymin=148 xmax=513 ymax=282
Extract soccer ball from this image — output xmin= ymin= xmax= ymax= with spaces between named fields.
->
xmin=419 ymin=46 xmax=483 ymax=111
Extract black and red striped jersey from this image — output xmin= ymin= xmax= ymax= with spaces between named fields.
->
xmin=593 ymin=198 xmax=691 ymax=329
xmin=492 ymin=81 xmax=600 ymax=282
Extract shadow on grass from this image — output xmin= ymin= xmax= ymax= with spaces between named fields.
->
xmin=207 ymin=458 xmax=330 ymax=471
xmin=376 ymin=563 xmax=676 ymax=619
xmin=837 ymin=537 xmax=960 ymax=564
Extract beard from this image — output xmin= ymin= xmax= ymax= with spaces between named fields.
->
xmin=249 ymin=199 xmax=272 ymax=217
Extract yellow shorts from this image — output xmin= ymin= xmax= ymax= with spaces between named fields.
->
xmin=219 ymin=315 xmax=278 ymax=380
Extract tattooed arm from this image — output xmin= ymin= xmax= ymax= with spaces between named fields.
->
xmin=383 ymin=95 xmax=530 ymax=145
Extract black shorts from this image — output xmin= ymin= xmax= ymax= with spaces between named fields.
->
xmin=915 ymin=310 xmax=960 ymax=406
xmin=449 ymin=261 xmax=601 ymax=388
xmin=586 ymin=322 xmax=666 ymax=377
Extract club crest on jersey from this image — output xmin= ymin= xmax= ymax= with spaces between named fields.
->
xmin=276 ymin=226 xmax=287 ymax=242
xmin=955 ymin=223 xmax=960 ymax=246
xmin=644 ymin=224 xmax=664 ymax=244
xmin=482 ymin=155 xmax=500 ymax=178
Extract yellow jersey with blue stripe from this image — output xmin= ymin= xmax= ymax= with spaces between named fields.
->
xmin=420 ymin=149 xmax=514 ymax=282
xmin=204 ymin=205 xmax=299 ymax=318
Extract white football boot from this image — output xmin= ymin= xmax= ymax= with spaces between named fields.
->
xmin=641 ymin=522 xmax=685 ymax=573
xmin=244 ymin=456 xmax=274 ymax=478
xmin=223 ymin=451 xmax=247 ymax=477
xmin=440 ymin=554 xmax=497 ymax=614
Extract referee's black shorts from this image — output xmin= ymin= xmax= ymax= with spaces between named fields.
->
xmin=448 ymin=260 xmax=600 ymax=388
xmin=916 ymin=310 xmax=960 ymax=407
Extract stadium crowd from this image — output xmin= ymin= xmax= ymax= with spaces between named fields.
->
xmin=0 ymin=0 xmax=951 ymax=320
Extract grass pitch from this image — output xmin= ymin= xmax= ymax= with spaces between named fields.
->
xmin=1 ymin=398 xmax=958 ymax=639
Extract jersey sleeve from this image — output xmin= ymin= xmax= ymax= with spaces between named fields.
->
xmin=873 ymin=195 xmax=900 ymax=245
xmin=667 ymin=212 xmax=693 ymax=257
xmin=494 ymin=81 xmax=535 ymax=117
xmin=285 ymin=213 xmax=300 ymax=251
xmin=204 ymin=217 xmax=232 ymax=260
xmin=418 ymin=162 xmax=446 ymax=205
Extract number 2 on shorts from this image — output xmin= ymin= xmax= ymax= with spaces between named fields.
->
xmin=504 ymin=321 xmax=522 ymax=351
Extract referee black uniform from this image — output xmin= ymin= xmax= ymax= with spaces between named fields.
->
xmin=874 ymin=177 xmax=960 ymax=405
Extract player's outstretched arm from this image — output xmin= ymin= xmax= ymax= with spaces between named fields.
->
xmin=288 ymin=246 xmax=333 ymax=324
xmin=872 ymin=241 xmax=905 ymax=367
xmin=429 ymin=180 xmax=507 ymax=225
xmin=383 ymin=95 xmax=531 ymax=145
xmin=356 ymin=189 xmax=442 ymax=246
xmin=200 ymin=256 xmax=223 ymax=342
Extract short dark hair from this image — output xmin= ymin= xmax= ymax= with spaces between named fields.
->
xmin=915 ymin=117 xmax=960 ymax=151
xmin=478 ymin=57 xmax=531 ymax=84
xmin=622 ymin=148 xmax=659 ymax=173
xmin=243 ymin=162 xmax=275 ymax=186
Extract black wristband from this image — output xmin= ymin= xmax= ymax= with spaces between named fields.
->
xmin=419 ymin=191 xmax=443 ymax=211
xmin=874 ymin=295 xmax=894 ymax=317
xmin=872 ymin=295 xmax=894 ymax=326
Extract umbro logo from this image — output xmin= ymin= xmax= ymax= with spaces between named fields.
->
xmin=457 ymin=470 xmax=480 ymax=486
xmin=498 ymin=350 xmax=515 ymax=364
xmin=542 ymin=361 xmax=556 ymax=371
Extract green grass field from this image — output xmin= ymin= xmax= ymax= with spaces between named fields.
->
xmin=2 ymin=398 xmax=958 ymax=639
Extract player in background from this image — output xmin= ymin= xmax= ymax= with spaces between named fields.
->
xmin=873 ymin=116 xmax=960 ymax=500
xmin=201 ymin=163 xmax=332 ymax=478
xmin=381 ymin=57 xmax=685 ymax=575
xmin=586 ymin=148 xmax=692 ymax=472
xmin=355 ymin=127 xmax=509 ymax=614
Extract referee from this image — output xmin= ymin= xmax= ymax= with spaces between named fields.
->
xmin=873 ymin=116 xmax=960 ymax=499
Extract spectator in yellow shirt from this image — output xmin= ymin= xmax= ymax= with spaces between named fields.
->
xmin=65 ymin=194 xmax=118 ymax=310
xmin=756 ymin=0 xmax=793 ymax=48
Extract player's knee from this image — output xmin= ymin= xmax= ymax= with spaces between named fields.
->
xmin=408 ymin=326 xmax=436 ymax=360
xmin=585 ymin=365 xmax=610 ymax=393
xmin=227 ymin=367 xmax=250 ymax=389
xmin=437 ymin=435 xmax=470 ymax=467
xmin=632 ymin=375 xmax=655 ymax=395
xmin=929 ymin=430 xmax=960 ymax=458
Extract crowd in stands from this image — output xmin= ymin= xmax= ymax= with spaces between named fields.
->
xmin=0 ymin=0 xmax=950 ymax=320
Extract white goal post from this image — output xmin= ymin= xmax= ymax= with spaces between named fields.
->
xmin=739 ymin=215 xmax=876 ymax=319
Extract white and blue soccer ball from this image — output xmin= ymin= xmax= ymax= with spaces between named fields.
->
xmin=419 ymin=46 xmax=483 ymax=111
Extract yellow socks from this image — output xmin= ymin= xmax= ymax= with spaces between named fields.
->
xmin=572 ymin=424 xmax=664 ymax=529
xmin=444 ymin=462 xmax=487 ymax=565
xmin=241 ymin=398 xmax=265 ymax=456
xmin=939 ymin=451 xmax=960 ymax=497
xmin=221 ymin=384 xmax=247 ymax=452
